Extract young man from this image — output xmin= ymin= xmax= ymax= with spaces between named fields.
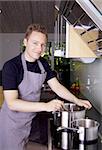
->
xmin=0 ymin=24 xmax=92 ymax=150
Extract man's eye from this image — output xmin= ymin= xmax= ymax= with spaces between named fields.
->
xmin=33 ymin=42 xmax=38 ymax=45
xmin=42 ymin=44 xmax=46 ymax=48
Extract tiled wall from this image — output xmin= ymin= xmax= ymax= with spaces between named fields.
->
xmin=70 ymin=58 xmax=102 ymax=115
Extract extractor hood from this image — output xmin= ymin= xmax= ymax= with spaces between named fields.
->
xmin=55 ymin=0 xmax=102 ymax=57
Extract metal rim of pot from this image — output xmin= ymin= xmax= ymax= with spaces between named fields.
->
xmin=53 ymin=103 xmax=86 ymax=127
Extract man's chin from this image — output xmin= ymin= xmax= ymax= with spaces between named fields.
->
xmin=33 ymin=55 xmax=40 ymax=60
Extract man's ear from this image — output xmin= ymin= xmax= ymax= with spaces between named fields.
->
xmin=23 ymin=38 xmax=27 ymax=47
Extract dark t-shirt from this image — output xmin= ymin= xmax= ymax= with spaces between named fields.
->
xmin=2 ymin=53 xmax=56 ymax=90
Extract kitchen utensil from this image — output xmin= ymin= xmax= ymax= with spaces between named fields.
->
xmin=53 ymin=103 xmax=86 ymax=150
xmin=53 ymin=103 xmax=86 ymax=127
xmin=72 ymin=118 xmax=100 ymax=142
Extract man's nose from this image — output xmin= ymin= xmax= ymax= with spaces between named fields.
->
xmin=37 ymin=44 xmax=44 ymax=52
xmin=37 ymin=44 xmax=42 ymax=51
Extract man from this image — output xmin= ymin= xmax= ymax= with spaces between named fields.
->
xmin=0 ymin=24 xmax=92 ymax=150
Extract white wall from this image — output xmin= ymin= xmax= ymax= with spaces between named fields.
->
xmin=0 ymin=33 xmax=24 ymax=70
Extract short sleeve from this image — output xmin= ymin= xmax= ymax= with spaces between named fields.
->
xmin=2 ymin=61 xmax=18 ymax=90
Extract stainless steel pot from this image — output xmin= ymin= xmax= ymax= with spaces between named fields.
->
xmin=72 ymin=118 xmax=100 ymax=142
xmin=53 ymin=103 xmax=86 ymax=127
xmin=79 ymin=142 xmax=98 ymax=150
xmin=57 ymin=118 xmax=99 ymax=149
xmin=61 ymin=103 xmax=86 ymax=127
xmin=53 ymin=103 xmax=86 ymax=150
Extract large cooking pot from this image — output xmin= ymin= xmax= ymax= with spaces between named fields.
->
xmin=53 ymin=103 xmax=86 ymax=127
xmin=79 ymin=142 xmax=98 ymax=150
xmin=53 ymin=103 xmax=86 ymax=149
xmin=57 ymin=118 xmax=99 ymax=149
xmin=72 ymin=118 xmax=100 ymax=142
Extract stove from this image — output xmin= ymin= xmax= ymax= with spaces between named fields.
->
xmin=50 ymin=106 xmax=102 ymax=150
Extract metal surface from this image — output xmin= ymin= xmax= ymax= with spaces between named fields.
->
xmin=54 ymin=103 xmax=86 ymax=150
xmin=48 ymin=118 xmax=53 ymax=150
xmin=72 ymin=118 xmax=100 ymax=141
xmin=57 ymin=0 xmax=102 ymax=56
xmin=53 ymin=103 xmax=86 ymax=127
xmin=57 ymin=126 xmax=79 ymax=133
xmin=52 ymin=106 xmax=102 ymax=150
xmin=90 ymin=0 xmax=102 ymax=14
xmin=76 ymin=0 xmax=102 ymax=30
xmin=62 ymin=103 xmax=86 ymax=125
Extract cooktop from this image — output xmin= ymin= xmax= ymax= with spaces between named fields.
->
xmin=52 ymin=106 xmax=102 ymax=150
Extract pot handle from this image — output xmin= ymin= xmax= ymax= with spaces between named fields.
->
xmin=57 ymin=126 xmax=80 ymax=133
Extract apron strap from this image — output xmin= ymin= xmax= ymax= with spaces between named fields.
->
xmin=21 ymin=53 xmax=46 ymax=74
xmin=37 ymin=60 xmax=46 ymax=74
xmin=21 ymin=53 xmax=27 ymax=71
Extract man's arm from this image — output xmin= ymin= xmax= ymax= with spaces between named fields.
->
xmin=47 ymin=77 xmax=92 ymax=109
xmin=3 ymin=90 xmax=64 ymax=112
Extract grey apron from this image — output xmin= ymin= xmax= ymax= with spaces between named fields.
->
xmin=0 ymin=54 xmax=46 ymax=150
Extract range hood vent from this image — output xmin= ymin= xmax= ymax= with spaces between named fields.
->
xmin=58 ymin=0 xmax=102 ymax=56
xmin=76 ymin=0 xmax=102 ymax=31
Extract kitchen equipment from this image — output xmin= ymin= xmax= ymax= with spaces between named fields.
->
xmin=53 ymin=103 xmax=86 ymax=127
xmin=57 ymin=118 xmax=99 ymax=149
xmin=51 ymin=104 xmax=102 ymax=150
xmin=72 ymin=118 xmax=100 ymax=142
xmin=57 ymin=126 xmax=80 ymax=150
xmin=53 ymin=103 xmax=86 ymax=149
xmin=79 ymin=142 xmax=98 ymax=150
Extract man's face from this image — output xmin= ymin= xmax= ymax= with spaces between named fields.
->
xmin=24 ymin=31 xmax=47 ymax=61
